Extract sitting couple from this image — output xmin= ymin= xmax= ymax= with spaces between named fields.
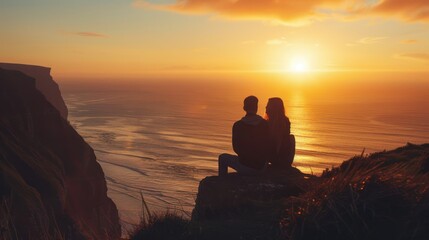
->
xmin=218 ymin=96 xmax=295 ymax=177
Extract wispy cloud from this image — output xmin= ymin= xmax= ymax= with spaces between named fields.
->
xmin=369 ymin=0 xmax=429 ymax=22
xmin=401 ymin=39 xmax=418 ymax=44
xmin=396 ymin=53 xmax=429 ymax=61
xmin=347 ymin=36 xmax=387 ymax=46
xmin=73 ymin=32 xmax=108 ymax=38
xmin=134 ymin=0 xmax=429 ymax=25
xmin=266 ymin=37 xmax=288 ymax=45
xmin=358 ymin=37 xmax=387 ymax=44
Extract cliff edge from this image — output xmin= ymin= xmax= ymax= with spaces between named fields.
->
xmin=0 ymin=63 xmax=68 ymax=119
xmin=0 ymin=68 xmax=120 ymax=239
xmin=187 ymin=168 xmax=316 ymax=240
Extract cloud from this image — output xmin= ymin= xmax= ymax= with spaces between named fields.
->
xmin=401 ymin=39 xmax=418 ymax=44
xmin=369 ymin=0 xmax=429 ymax=22
xmin=73 ymin=32 xmax=108 ymax=38
xmin=134 ymin=0 xmax=348 ymax=25
xmin=135 ymin=0 xmax=429 ymax=24
xmin=396 ymin=53 xmax=429 ymax=61
xmin=358 ymin=37 xmax=387 ymax=44
xmin=266 ymin=37 xmax=288 ymax=45
xmin=347 ymin=36 xmax=386 ymax=46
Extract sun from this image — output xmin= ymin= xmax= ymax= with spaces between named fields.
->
xmin=289 ymin=56 xmax=310 ymax=73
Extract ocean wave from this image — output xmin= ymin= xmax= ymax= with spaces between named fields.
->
xmin=98 ymin=158 xmax=149 ymax=176
xmin=95 ymin=149 xmax=155 ymax=160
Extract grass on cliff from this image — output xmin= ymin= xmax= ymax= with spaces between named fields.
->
xmin=0 ymin=197 xmax=67 ymax=240
xmin=281 ymin=143 xmax=429 ymax=240
xmin=128 ymin=211 xmax=191 ymax=240
xmin=127 ymin=202 xmax=281 ymax=240
xmin=127 ymin=192 xmax=192 ymax=240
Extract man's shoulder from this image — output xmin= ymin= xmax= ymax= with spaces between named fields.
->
xmin=233 ymin=119 xmax=243 ymax=128
xmin=234 ymin=116 xmax=268 ymax=127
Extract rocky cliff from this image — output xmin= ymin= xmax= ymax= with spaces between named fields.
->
xmin=0 ymin=63 xmax=68 ymax=119
xmin=190 ymin=168 xmax=316 ymax=239
xmin=0 ymin=67 xmax=120 ymax=239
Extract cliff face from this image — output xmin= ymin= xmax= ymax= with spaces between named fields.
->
xmin=192 ymin=168 xmax=310 ymax=221
xmin=0 ymin=68 xmax=120 ymax=239
xmin=191 ymin=168 xmax=315 ymax=239
xmin=0 ymin=63 xmax=68 ymax=119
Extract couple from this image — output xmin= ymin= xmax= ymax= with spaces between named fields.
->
xmin=218 ymin=96 xmax=295 ymax=177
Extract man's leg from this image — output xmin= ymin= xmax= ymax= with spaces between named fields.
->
xmin=218 ymin=153 xmax=260 ymax=176
xmin=218 ymin=153 xmax=240 ymax=177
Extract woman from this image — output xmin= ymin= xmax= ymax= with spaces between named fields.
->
xmin=265 ymin=97 xmax=295 ymax=168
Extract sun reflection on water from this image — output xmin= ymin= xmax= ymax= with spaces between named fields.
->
xmin=285 ymin=91 xmax=317 ymax=174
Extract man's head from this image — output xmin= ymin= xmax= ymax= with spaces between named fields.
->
xmin=243 ymin=96 xmax=258 ymax=114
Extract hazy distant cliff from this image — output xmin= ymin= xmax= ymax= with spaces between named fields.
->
xmin=0 ymin=63 xmax=68 ymax=119
xmin=0 ymin=67 xmax=120 ymax=239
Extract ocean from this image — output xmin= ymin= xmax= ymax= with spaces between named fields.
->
xmin=60 ymin=72 xmax=429 ymax=229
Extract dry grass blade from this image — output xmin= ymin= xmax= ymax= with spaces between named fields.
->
xmin=140 ymin=191 xmax=152 ymax=225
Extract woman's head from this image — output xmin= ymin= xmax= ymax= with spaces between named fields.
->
xmin=265 ymin=97 xmax=285 ymax=120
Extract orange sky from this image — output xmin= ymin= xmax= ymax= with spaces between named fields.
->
xmin=0 ymin=0 xmax=428 ymax=79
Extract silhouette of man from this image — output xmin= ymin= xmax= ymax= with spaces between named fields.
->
xmin=218 ymin=96 xmax=271 ymax=177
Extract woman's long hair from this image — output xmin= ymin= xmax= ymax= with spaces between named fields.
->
xmin=265 ymin=97 xmax=288 ymax=153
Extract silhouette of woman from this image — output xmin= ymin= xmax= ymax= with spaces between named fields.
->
xmin=265 ymin=97 xmax=295 ymax=168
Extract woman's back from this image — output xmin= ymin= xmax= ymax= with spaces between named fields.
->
xmin=270 ymin=117 xmax=295 ymax=167
xmin=271 ymin=134 xmax=295 ymax=167
xmin=265 ymin=98 xmax=295 ymax=168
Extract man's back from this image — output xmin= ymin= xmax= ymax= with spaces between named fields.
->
xmin=232 ymin=114 xmax=270 ymax=170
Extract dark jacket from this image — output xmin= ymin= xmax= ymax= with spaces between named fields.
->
xmin=232 ymin=114 xmax=271 ymax=170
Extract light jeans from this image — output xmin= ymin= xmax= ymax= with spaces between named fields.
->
xmin=218 ymin=153 xmax=263 ymax=177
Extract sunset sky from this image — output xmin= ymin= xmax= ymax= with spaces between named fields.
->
xmin=1 ymin=0 xmax=428 ymax=79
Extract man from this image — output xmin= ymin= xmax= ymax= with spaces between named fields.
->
xmin=218 ymin=96 xmax=271 ymax=177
